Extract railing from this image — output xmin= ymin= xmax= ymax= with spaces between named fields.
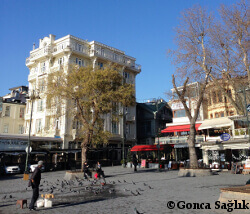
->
xmin=90 ymin=46 xmax=141 ymax=71
xmin=233 ymin=128 xmax=249 ymax=137
xmin=28 ymin=73 xmax=37 ymax=81
xmin=157 ymin=135 xmax=205 ymax=144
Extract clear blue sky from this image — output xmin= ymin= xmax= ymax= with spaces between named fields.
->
xmin=0 ymin=0 xmax=238 ymax=102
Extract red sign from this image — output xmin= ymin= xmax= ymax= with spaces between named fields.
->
xmin=141 ymin=159 xmax=146 ymax=168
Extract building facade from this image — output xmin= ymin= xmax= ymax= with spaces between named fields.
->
xmin=136 ymin=99 xmax=172 ymax=145
xmin=0 ymin=86 xmax=28 ymax=135
xmin=25 ymin=34 xmax=141 ymax=162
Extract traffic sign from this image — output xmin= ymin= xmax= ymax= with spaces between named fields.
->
xmin=220 ymin=133 xmax=230 ymax=141
xmin=247 ymin=104 xmax=250 ymax=112
xmin=25 ymin=146 xmax=32 ymax=153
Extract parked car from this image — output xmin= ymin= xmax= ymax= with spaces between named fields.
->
xmin=30 ymin=164 xmax=45 ymax=172
xmin=4 ymin=165 xmax=21 ymax=174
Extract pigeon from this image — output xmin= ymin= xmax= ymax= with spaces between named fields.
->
xmin=138 ymin=188 xmax=144 ymax=191
xmin=118 ymin=180 xmax=121 ymax=183
xmin=132 ymin=181 xmax=136 ymax=185
xmin=123 ymin=188 xmax=129 ymax=192
xmin=131 ymin=191 xmax=137 ymax=196
xmin=123 ymin=180 xmax=127 ymax=183
xmin=2 ymin=195 xmax=7 ymax=199
xmin=50 ymin=189 xmax=54 ymax=194
xmin=136 ymin=190 xmax=141 ymax=195
xmin=143 ymin=183 xmax=147 ymax=186
xmin=134 ymin=207 xmax=143 ymax=214
xmin=9 ymin=195 xmax=12 ymax=198
xmin=148 ymin=185 xmax=153 ymax=189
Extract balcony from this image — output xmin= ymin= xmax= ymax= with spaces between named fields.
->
xmin=233 ymin=128 xmax=249 ymax=138
xmin=89 ymin=43 xmax=141 ymax=72
xmin=126 ymin=115 xmax=135 ymax=121
xmin=157 ymin=135 xmax=205 ymax=145
xmin=28 ymin=73 xmax=37 ymax=81
xmin=26 ymin=47 xmax=52 ymax=66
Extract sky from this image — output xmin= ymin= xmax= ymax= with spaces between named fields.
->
xmin=0 ymin=0 xmax=239 ymax=102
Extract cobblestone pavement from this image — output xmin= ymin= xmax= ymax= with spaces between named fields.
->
xmin=0 ymin=166 xmax=249 ymax=214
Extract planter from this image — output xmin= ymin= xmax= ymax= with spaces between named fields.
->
xmin=178 ymin=168 xmax=213 ymax=177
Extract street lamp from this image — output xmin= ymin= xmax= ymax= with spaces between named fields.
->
xmin=23 ymin=90 xmax=40 ymax=180
xmin=238 ymin=87 xmax=250 ymax=144
xmin=122 ymin=108 xmax=128 ymax=168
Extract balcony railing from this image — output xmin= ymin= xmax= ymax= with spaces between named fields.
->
xmin=157 ymin=135 xmax=205 ymax=145
xmin=233 ymin=128 xmax=249 ymax=137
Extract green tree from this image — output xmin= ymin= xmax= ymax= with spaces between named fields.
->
xmin=46 ymin=65 xmax=135 ymax=171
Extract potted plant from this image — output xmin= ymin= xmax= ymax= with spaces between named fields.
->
xmin=126 ymin=149 xmax=133 ymax=168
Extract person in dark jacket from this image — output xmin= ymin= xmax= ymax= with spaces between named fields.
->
xmin=83 ymin=161 xmax=91 ymax=179
xmin=132 ymin=154 xmax=138 ymax=172
xmin=29 ymin=160 xmax=43 ymax=211
xmin=96 ymin=161 xmax=106 ymax=183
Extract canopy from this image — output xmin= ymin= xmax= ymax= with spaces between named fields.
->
xmin=161 ymin=124 xmax=201 ymax=133
xmin=198 ymin=117 xmax=232 ymax=130
xmin=131 ymin=145 xmax=166 ymax=152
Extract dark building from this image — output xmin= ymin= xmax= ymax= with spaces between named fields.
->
xmin=136 ymin=99 xmax=172 ymax=145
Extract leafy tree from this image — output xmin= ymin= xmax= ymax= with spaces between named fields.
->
xmin=46 ymin=65 xmax=135 ymax=171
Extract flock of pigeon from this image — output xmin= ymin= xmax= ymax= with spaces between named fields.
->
xmin=1 ymin=176 xmax=153 ymax=213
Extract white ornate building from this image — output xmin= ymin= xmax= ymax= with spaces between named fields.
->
xmin=25 ymin=34 xmax=141 ymax=155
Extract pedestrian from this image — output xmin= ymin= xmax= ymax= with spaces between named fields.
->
xmin=28 ymin=160 xmax=43 ymax=211
xmin=132 ymin=154 xmax=138 ymax=172
xmin=83 ymin=161 xmax=91 ymax=178
xmin=96 ymin=161 xmax=106 ymax=183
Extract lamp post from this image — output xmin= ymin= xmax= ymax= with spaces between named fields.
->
xmin=23 ymin=90 xmax=40 ymax=180
xmin=238 ymin=87 xmax=250 ymax=143
xmin=122 ymin=108 xmax=128 ymax=168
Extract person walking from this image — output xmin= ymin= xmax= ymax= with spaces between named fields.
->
xmin=132 ymin=154 xmax=138 ymax=172
xmin=96 ymin=161 xmax=106 ymax=183
xmin=28 ymin=160 xmax=43 ymax=211
xmin=83 ymin=161 xmax=91 ymax=179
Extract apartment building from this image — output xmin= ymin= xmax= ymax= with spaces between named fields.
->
xmin=0 ymin=86 xmax=28 ymax=135
xmin=25 ymin=34 xmax=141 ymax=161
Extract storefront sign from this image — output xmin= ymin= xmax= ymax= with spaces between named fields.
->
xmin=141 ymin=159 xmax=146 ymax=168
xmin=171 ymin=100 xmax=189 ymax=110
xmin=220 ymin=133 xmax=230 ymax=141
xmin=0 ymin=139 xmax=28 ymax=151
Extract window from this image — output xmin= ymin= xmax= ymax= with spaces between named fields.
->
xmin=5 ymin=106 xmax=10 ymax=117
xmin=123 ymin=72 xmax=130 ymax=79
xmin=217 ymin=91 xmax=222 ymax=102
xmin=58 ymin=57 xmax=64 ymax=65
xmin=78 ymin=44 xmax=81 ymax=51
xmin=42 ymin=62 xmax=46 ymax=72
xmin=212 ymin=91 xmax=217 ymax=104
xmin=173 ymin=109 xmax=186 ymax=118
xmin=37 ymin=100 xmax=43 ymax=112
xmin=229 ymin=111 xmax=234 ymax=116
xmin=112 ymin=122 xmax=118 ymax=134
xmin=36 ymin=119 xmax=42 ymax=133
xmin=19 ymin=108 xmax=25 ymax=118
xmin=220 ymin=112 xmax=225 ymax=117
xmin=18 ymin=125 xmax=24 ymax=134
xmin=76 ymin=58 xmax=78 ymax=64
xmin=38 ymin=79 xmax=46 ymax=92
xmin=210 ymin=113 xmax=213 ymax=119
xmin=3 ymin=124 xmax=8 ymax=133
xmin=215 ymin=112 xmax=219 ymax=118
xmin=225 ymin=89 xmax=232 ymax=102
xmin=98 ymin=62 xmax=103 ymax=69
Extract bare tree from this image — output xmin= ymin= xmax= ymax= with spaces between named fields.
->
xmin=208 ymin=0 xmax=249 ymax=115
xmin=168 ymin=5 xmax=213 ymax=168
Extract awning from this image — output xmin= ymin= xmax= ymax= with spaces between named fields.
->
xmin=198 ymin=117 xmax=232 ymax=130
xmin=161 ymin=124 xmax=201 ymax=133
xmin=131 ymin=145 xmax=166 ymax=152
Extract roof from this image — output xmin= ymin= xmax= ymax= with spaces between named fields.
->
xmin=198 ymin=117 xmax=232 ymax=130
xmin=130 ymin=145 xmax=169 ymax=152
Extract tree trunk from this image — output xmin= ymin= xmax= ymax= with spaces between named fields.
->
xmin=187 ymin=123 xmax=198 ymax=169
xmin=81 ymin=145 xmax=87 ymax=172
